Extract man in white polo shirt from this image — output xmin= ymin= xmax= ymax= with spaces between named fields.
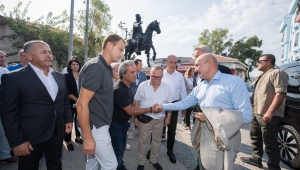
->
xmin=134 ymin=66 xmax=172 ymax=170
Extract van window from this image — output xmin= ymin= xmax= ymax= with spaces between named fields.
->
xmin=283 ymin=65 xmax=300 ymax=94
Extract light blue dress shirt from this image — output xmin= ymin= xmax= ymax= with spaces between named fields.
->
xmin=163 ymin=71 xmax=252 ymax=123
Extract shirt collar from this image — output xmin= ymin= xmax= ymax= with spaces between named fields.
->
xmin=99 ymin=55 xmax=112 ymax=70
xmin=29 ymin=62 xmax=53 ymax=74
xmin=203 ymin=71 xmax=221 ymax=83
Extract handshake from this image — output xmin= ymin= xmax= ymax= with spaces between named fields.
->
xmin=152 ymin=104 xmax=163 ymax=113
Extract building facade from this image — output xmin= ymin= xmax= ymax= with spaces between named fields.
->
xmin=280 ymin=0 xmax=300 ymax=64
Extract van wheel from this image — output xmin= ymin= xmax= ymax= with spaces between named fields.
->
xmin=277 ymin=125 xmax=300 ymax=168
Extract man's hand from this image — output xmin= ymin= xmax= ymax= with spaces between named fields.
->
xmin=164 ymin=117 xmax=170 ymax=126
xmin=263 ymin=111 xmax=274 ymax=123
xmin=13 ymin=141 xmax=33 ymax=156
xmin=65 ymin=123 xmax=73 ymax=134
xmin=194 ymin=112 xmax=206 ymax=122
xmin=134 ymin=118 xmax=139 ymax=126
xmin=83 ymin=137 xmax=96 ymax=155
xmin=153 ymin=104 xmax=163 ymax=113
xmin=181 ymin=110 xmax=186 ymax=117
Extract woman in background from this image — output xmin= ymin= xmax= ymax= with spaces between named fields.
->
xmin=182 ymin=67 xmax=195 ymax=133
xmin=64 ymin=59 xmax=83 ymax=151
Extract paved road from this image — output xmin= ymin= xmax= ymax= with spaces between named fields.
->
xmin=0 ymin=115 xmax=293 ymax=170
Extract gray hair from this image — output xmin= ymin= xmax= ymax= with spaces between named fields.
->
xmin=18 ymin=49 xmax=24 ymax=56
xmin=23 ymin=40 xmax=49 ymax=53
xmin=166 ymin=55 xmax=177 ymax=61
xmin=194 ymin=45 xmax=212 ymax=53
xmin=0 ymin=51 xmax=6 ymax=57
xmin=119 ymin=60 xmax=135 ymax=79
xmin=111 ymin=62 xmax=120 ymax=70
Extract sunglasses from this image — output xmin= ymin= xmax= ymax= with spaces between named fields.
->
xmin=257 ymin=60 xmax=269 ymax=64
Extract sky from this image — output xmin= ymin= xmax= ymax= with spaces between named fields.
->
xmin=0 ymin=0 xmax=291 ymax=76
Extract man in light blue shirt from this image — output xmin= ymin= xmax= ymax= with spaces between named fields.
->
xmin=154 ymin=53 xmax=252 ymax=169
xmin=160 ymin=54 xmax=252 ymax=123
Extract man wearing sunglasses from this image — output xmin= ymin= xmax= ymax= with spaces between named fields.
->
xmin=241 ymin=54 xmax=288 ymax=170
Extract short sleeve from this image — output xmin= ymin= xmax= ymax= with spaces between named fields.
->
xmin=273 ymin=71 xmax=288 ymax=94
xmin=114 ymin=88 xmax=131 ymax=109
xmin=134 ymin=81 xmax=145 ymax=101
xmin=81 ymin=64 xmax=103 ymax=92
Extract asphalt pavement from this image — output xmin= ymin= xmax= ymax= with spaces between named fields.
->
xmin=0 ymin=115 xmax=293 ymax=170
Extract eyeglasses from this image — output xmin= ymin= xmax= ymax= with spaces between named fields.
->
xmin=257 ymin=60 xmax=269 ymax=64
xmin=150 ymin=75 xmax=162 ymax=79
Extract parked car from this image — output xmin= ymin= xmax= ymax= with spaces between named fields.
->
xmin=277 ymin=61 xmax=300 ymax=169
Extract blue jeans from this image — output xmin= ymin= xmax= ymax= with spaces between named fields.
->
xmin=0 ymin=118 xmax=11 ymax=160
xmin=109 ymin=121 xmax=129 ymax=170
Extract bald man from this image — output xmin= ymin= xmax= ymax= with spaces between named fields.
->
xmin=154 ymin=53 xmax=252 ymax=169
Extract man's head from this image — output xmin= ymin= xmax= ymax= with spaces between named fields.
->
xmin=24 ymin=40 xmax=53 ymax=70
xmin=150 ymin=66 xmax=163 ymax=86
xmin=134 ymin=59 xmax=143 ymax=72
xmin=256 ymin=54 xmax=276 ymax=72
xmin=136 ymin=14 xmax=141 ymax=22
xmin=111 ymin=62 xmax=120 ymax=80
xmin=102 ymin=33 xmax=126 ymax=64
xmin=165 ymin=55 xmax=177 ymax=73
xmin=0 ymin=51 xmax=7 ymax=67
xmin=119 ymin=60 xmax=137 ymax=84
xmin=195 ymin=53 xmax=218 ymax=82
xmin=18 ymin=49 xmax=29 ymax=66
xmin=193 ymin=45 xmax=212 ymax=59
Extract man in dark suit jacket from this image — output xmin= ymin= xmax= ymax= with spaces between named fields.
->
xmin=193 ymin=45 xmax=232 ymax=87
xmin=0 ymin=40 xmax=73 ymax=170
xmin=130 ymin=59 xmax=147 ymax=95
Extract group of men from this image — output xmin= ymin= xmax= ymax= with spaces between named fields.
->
xmin=0 ymin=32 xmax=288 ymax=170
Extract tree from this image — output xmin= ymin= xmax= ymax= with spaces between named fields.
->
xmin=229 ymin=36 xmax=263 ymax=72
xmin=76 ymin=0 xmax=112 ymax=57
xmin=197 ymin=28 xmax=263 ymax=79
xmin=0 ymin=1 xmax=84 ymax=65
xmin=197 ymin=28 xmax=233 ymax=55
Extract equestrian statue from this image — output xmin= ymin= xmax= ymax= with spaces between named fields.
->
xmin=124 ymin=14 xmax=161 ymax=67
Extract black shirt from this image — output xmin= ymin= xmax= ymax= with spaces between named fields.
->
xmin=112 ymin=80 xmax=133 ymax=122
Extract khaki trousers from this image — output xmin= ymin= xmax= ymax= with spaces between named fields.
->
xmin=138 ymin=118 xmax=165 ymax=165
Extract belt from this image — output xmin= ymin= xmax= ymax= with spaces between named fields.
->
xmin=172 ymin=99 xmax=180 ymax=103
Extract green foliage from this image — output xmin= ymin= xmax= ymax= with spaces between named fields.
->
xmin=76 ymin=0 xmax=112 ymax=57
xmin=0 ymin=1 xmax=84 ymax=65
xmin=198 ymin=28 xmax=233 ymax=55
xmin=197 ymin=28 xmax=263 ymax=73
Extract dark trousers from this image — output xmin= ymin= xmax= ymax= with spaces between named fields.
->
xmin=18 ymin=124 xmax=64 ymax=170
xmin=64 ymin=108 xmax=80 ymax=142
xmin=250 ymin=113 xmax=282 ymax=170
xmin=183 ymin=107 xmax=192 ymax=127
xmin=109 ymin=121 xmax=129 ymax=170
xmin=162 ymin=110 xmax=178 ymax=152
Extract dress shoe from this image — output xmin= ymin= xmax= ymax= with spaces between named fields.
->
xmin=137 ymin=165 xmax=144 ymax=170
xmin=67 ymin=143 xmax=74 ymax=151
xmin=240 ymin=157 xmax=263 ymax=168
xmin=75 ymin=138 xmax=83 ymax=144
xmin=146 ymin=150 xmax=150 ymax=159
xmin=150 ymin=162 xmax=163 ymax=170
xmin=167 ymin=151 xmax=176 ymax=163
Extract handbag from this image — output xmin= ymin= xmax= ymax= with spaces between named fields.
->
xmin=137 ymin=114 xmax=153 ymax=123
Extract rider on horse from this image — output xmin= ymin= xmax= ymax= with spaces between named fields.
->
xmin=132 ymin=14 xmax=143 ymax=54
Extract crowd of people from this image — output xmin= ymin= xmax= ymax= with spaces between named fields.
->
xmin=0 ymin=32 xmax=288 ymax=170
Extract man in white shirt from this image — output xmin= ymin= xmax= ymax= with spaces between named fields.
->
xmin=135 ymin=66 xmax=172 ymax=170
xmin=149 ymin=55 xmax=187 ymax=164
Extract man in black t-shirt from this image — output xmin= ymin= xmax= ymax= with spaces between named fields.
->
xmin=109 ymin=60 xmax=154 ymax=170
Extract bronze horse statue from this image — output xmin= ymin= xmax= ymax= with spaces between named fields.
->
xmin=124 ymin=20 xmax=161 ymax=67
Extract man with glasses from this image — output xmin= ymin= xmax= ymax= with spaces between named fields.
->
xmin=135 ymin=66 xmax=172 ymax=170
xmin=241 ymin=54 xmax=288 ymax=170
xmin=7 ymin=50 xmax=29 ymax=71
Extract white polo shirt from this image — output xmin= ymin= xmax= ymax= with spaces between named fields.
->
xmin=134 ymin=80 xmax=172 ymax=119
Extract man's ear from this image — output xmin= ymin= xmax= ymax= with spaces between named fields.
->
xmin=106 ymin=42 xmax=114 ymax=50
xmin=26 ymin=53 xmax=33 ymax=61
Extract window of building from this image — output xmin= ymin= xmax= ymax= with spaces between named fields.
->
xmin=294 ymin=33 xmax=299 ymax=47
xmin=284 ymin=65 xmax=300 ymax=94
